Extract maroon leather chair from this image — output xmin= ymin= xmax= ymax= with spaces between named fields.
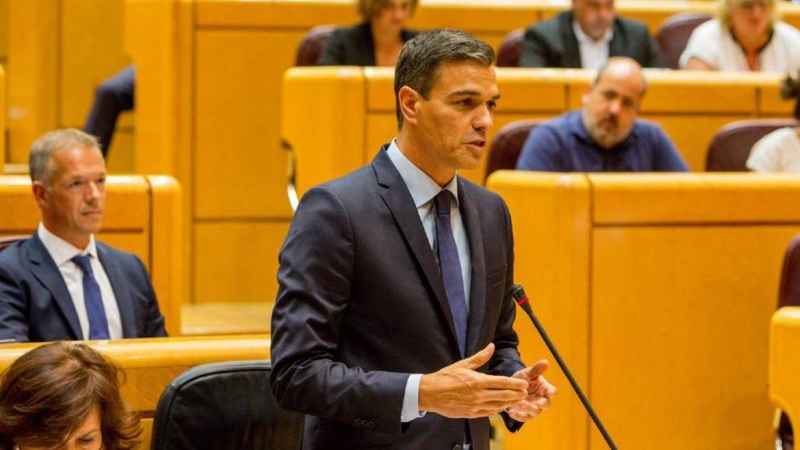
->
xmin=705 ymin=119 xmax=799 ymax=171
xmin=496 ymin=29 xmax=524 ymax=67
xmin=484 ymin=119 xmax=542 ymax=183
xmin=655 ymin=12 xmax=712 ymax=70
xmin=295 ymin=25 xmax=335 ymax=66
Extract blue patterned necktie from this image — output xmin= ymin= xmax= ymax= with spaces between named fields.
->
xmin=71 ymin=255 xmax=110 ymax=339
xmin=434 ymin=190 xmax=468 ymax=357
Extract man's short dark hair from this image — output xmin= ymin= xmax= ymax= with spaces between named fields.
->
xmin=394 ymin=29 xmax=495 ymax=130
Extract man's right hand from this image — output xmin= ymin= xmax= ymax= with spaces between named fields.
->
xmin=418 ymin=343 xmax=528 ymax=418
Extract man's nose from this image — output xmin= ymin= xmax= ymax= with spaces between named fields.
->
xmin=474 ymin=105 xmax=494 ymax=130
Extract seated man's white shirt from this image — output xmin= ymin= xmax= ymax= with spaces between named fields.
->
xmin=573 ymin=20 xmax=613 ymax=70
xmin=38 ymin=223 xmax=123 ymax=339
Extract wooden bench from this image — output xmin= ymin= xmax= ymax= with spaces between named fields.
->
xmin=0 ymin=175 xmax=183 ymax=336
xmin=283 ymin=67 xmax=792 ymax=195
xmin=488 ymin=172 xmax=800 ymax=449
xmin=0 ymin=335 xmax=270 ymax=449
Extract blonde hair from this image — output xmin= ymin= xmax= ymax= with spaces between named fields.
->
xmin=716 ymin=0 xmax=779 ymax=30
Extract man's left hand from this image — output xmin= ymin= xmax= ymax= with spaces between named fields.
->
xmin=506 ymin=360 xmax=557 ymax=422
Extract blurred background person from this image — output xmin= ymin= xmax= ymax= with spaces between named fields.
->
xmin=519 ymin=0 xmax=664 ymax=69
xmin=680 ymin=0 xmax=800 ymax=71
xmin=516 ymin=57 xmax=688 ymax=172
xmin=747 ymin=70 xmax=800 ymax=172
xmin=316 ymin=0 xmax=419 ymax=66
xmin=0 ymin=341 xmax=140 ymax=450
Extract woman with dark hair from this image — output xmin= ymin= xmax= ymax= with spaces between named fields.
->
xmin=0 ymin=341 xmax=140 ymax=450
xmin=316 ymin=0 xmax=419 ymax=67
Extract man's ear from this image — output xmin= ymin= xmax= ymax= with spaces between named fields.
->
xmin=582 ymin=86 xmax=592 ymax=107
xmin=32 ymin=182 xmax=49 ymax=210
xmin=398 ymin=86 xmax=421 ymax=126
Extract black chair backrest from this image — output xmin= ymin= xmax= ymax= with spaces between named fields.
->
xmin=496 ymin=29 xmax=524 ymax=67
xmin=150 ymin=360 xmax=304 ymax=450
xmin=295 ymin=25 xmax=335 ymax=66
xmin=485 ymin=119 xmax=542 ymax=183
xmin=655 ymin=12 xmax=712 ymax=70
xmin=706 ymin=119 xmax=799 ymax=171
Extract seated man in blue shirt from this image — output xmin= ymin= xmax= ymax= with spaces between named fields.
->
xmin=516 ymin=57 xmax=689 ymax=172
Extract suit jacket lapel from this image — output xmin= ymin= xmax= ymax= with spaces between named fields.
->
xmin=372 ymin=149 xmax=462 ymax=354
xmin=608 ymin=20 xmax=624 ymax=57
xmin=27 ymin=234 xmax=83 ymax=339
xmin=97 ymin=244 xmax=136 ymax=338
xmin=458 ymin=181 xmax=487 ymax=357
xmin=561 ymin=12 xmax=583 ymax=68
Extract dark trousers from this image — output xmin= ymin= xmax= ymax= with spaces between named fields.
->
xmin=83 ymin=65 xmax=136 ymax=155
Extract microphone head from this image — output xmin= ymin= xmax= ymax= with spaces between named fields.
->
xmin=509 ymin=284 xmax=533 ymax=314
xmin=509 ymin=284 xmax=526 ymax=301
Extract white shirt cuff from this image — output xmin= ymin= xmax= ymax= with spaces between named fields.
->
xmin=401 ymin=374 xmax=425 ymax=422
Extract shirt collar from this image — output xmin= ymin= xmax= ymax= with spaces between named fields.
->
xmin=572 ymin=19 xmax=613 ymax=45
xmin=37 ymin=223 xmax=98 ymax=267
xmin=386 ymin=140 xmax=459 ymax=208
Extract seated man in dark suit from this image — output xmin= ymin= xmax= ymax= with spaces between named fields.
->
xmin=316 ymin=0 xmax=419 ymax=66
xmin=517 ymin=57 xmax=688 ymax=172
xmin=0 ymin=128 xmax=167 ymax=342
xmin=519 ymin=0 xmax=664 ymax=69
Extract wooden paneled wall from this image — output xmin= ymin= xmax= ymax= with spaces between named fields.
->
xmin=6 ymin=0 xmax=134 ymax=172
xmin=489 ymin=172 xmax=800 ymax=450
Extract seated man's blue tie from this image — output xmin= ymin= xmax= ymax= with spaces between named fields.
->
xmin=71 ymin=255 xmax=110 ymax=339
xmin=434 ymin=191 xmax=468 ymax=357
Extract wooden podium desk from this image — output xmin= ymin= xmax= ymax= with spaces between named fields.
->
xmin=0 ymin=175 xmax=183 ymax=336
xmin=488 ymin=172 xmax=800 ymax=450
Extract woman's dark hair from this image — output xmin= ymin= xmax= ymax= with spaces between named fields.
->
xmin=780 ymin=70 xmax=800 ymax=120
xmin=0 ymin=341 xmax=141 ymax=449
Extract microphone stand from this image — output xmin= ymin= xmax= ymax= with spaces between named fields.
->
xmin=511 ymin=284 xmax=618 ymax=450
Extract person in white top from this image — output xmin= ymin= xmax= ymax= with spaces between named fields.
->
xmin=680 ymin=0 xmax=800 ymax=72
xmin=746 ymin=126 xmax=800 ymax=172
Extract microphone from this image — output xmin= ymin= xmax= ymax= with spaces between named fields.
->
xmin=510 ymin=284 xmax=618 ymax=450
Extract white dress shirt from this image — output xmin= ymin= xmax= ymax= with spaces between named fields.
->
xmin=386 ymin=141 xmax=473 ymax=427
xmin=573 ymin=20 xmax=614 ymax=70
xmin=37 ymin=223 xmax=123 ymax=339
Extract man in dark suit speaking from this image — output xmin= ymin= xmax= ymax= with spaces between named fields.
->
xmin=270 ymin=29 xmax=556 ymax=450
xmin=0 ymin=129 xmax=167 ymax=342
